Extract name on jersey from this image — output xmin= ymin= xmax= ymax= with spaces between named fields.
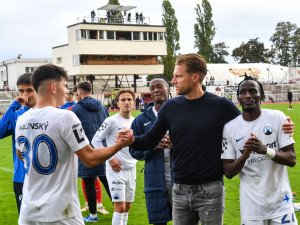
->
xmin=19 ymin=122 xmax=49 ymax=131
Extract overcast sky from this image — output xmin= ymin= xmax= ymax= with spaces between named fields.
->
xmin=1 ymin=0 xmax=299 ymax=63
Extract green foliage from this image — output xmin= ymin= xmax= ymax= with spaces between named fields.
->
xmin=212 ymin=42 xmax=229 ymax=63
xmin=232 ymin=38 xmax=270 ymax=63
xmin=194 ymin=0 xmax=216 ymax=63
xmin=270 ymin=21 xmax=300 ymax=66
xmin=162 ymin=0 xmax=180 ymax=81
xmin=108 ymin=0 xmax=120 ymax=5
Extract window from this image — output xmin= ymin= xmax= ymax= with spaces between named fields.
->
xmin=154 ymin=32 xmax=157 ymax=41
xmin=159 ymin=32 xmax=164 ymax=41
xmin=76 ymin=30 xmax=81 ymax=40
xmin=56 ymin=57 xmax=62 ymax=64
xmin=97 ymin=55 xmax=107 ymax=60
xmin=143 ymin=32 xmax=148 ymax=40
xmin=0 ymin=71 xmax=4 ymax=81
xmin=88 ymin=30 xmax=98 ymax=39
xmin=107 ymin=31 xmax=115 ymax=40
xmin=116 ymin=31 xmax=131 ymax=40
xmin=113 ymin=56 xmax=122 ymax=61
xmin=132 ymin=32 xmax=140 ymax=40
xmin=99 ymin=30 xmax=104 ymax=39
xmin=25 ymin=67 xmax=35 ymax=73
xmin=73 ymin=55 xmax=80 ymax=66
xmin=81 ymin=30 xmax=87 ymax=39
xmin=148 ymin=32 xmax=153 ymax=41
xmin=128 ymin=56 xmax=137 ymax=60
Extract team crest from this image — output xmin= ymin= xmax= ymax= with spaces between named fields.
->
xmin=113 ymin=193 xmax=120 ymax=200
xmin=263 ymin=126 xmax=272 ymax=135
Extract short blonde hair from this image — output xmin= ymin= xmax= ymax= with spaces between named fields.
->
xmin=176 ymin=53 xmax=207 ymax=83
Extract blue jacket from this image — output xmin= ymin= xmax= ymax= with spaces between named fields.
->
xmin=130 ymin=102 xmax=172 ymax=224
xmin=71 ymin=97 xmax=109 ymax=177
xmin=0 ymin=101 xmax=30 ymax=182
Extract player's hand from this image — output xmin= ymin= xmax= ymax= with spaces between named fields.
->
xmin=117 ymin=128 xmax=134 ymax=146
xmin=282 ymin=116 xmax=294 ymax=137
xmin=155 ymin=134 xmax=172 ymax=149
xmin=244 ymin=133 xmax=267 ymax=155
xmin=109 ymin=158 xmax=121 ymax=172
xmin=15 ymin=95 xmax=29 ymax=105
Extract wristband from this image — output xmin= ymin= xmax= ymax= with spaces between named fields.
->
xmin=265 ymin=148 xmax=276 ymax=159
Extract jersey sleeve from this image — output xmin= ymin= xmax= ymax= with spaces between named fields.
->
xmin=275 ymin=111 xmax=295 ymax=149
xmin=91 ymin=117 xmax=113 ymax=148
xmin=221 ymin=123 xmax=236 ymax=160
xmin=63 ymin=111 xmax=89 ymax=152
xmin=0 ymin=101 xmax=21 ymax=138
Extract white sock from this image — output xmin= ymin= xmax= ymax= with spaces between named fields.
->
xmin=97 ymin=203 xmax=103 ymax=208
xmin=90 ymin=213 xmax=97 ymax=218
xmin=123 ymin=212 xmax=129 ymax=225
xmin=112 ymin=212 xmax=124 ymax=225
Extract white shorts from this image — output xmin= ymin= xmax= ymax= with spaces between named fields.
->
xmin=241 ymin=212 xmax=298 ymax=225
xmin=107 ymin=167 xmax=136 ymax=202
xmin=18 ymin=216 xmax=84 ymax=225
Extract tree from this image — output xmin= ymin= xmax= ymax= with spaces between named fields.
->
xmin=212 ymin=42 xmax=229 ymax=63
xmin=194 ymin=0 xmax=216 ymax=63
xmin=160 ymin=0 xmax=180 ymax=81
xmin=232 ymin=38 xmax=269 ymax=63
xmin=108 ymin=0 xmax=120 ymax=4
xmin=269 ymin=21 xmax=299 ymax=66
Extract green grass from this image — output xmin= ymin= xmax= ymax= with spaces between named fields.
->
xmin=0 ymin=103 xmax=299 ymax=224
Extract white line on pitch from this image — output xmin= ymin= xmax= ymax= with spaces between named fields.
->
xmin=0 ymin=192 xmax=14 ymax=195
xmin=0 ymin=167 xmax=13 ymax=173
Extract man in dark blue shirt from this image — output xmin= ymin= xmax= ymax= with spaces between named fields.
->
xmin=60 ymin=91 xmax=76 ymax=109
xmin=0 ymin=73 xmax=37 ymax=213
xmin=118 ymin=54 xmax=239 ymax=225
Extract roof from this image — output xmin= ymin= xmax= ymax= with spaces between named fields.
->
xmin=97 ymin=5 xmax=136 ymax=11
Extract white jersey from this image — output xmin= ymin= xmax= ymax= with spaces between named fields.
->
xmin=92 ymin=113 xmax=137 ymax=170
xmin=221 ymin=109 xmax=295 ymax=221
xmin=15 ymin=107 xmax=89 ymax=222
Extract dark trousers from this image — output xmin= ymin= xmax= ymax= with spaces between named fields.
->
xmin=13 ymin=182 xmax=23 ymax=214
xmin=83 ymin=176 xmax=111 ymax=214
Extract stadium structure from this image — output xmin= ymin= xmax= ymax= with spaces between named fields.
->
xmin=52 ymin=4 xmax=167 ymax=105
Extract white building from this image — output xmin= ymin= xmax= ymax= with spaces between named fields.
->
xmin=0 ymin=58 xmax=52 ymax=90
xmin=52 ymin=4 xmax=167 ymax=93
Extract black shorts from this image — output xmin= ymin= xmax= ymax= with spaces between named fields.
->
xmin=288 ymin=99 xmax=292 ymax=103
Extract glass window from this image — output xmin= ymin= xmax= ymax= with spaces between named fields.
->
xmin=76 ymin=30 xmax=81 ymax=40
xmin=128 ymin=56 xmax=137 ymax=60
xmin=81 ymin=30 xmax=87 ymax=39
xmin=56 ymin=57 xmax=62 ymax=64
xmin=88 ymin=30 xmax=98 ymax=39
xmin=99 ymin=31 xmax=104 ymax=39
xmin=97 ymin=55 xmax=107 ymax=60
xmin=73 ymin=55 xmax=80 ymax=66
xmin=25 ymin=67 xmax=35 ymax=73
xmin=148 ymin=32 xmax=153 ymax=41
xmin=107 ymin=31 xmax=115 ymax=40
xmin=154 ymin=32 xmax=157 ymax=41
xmin=132 ymin=32 xmax=140 ymax=40
xmin=143 ymin=32 xmax=148 ymax=40
xmin=113 ymin=56 xmax=122 ymax=60
xmin=116 ymin=31 xmax=131 ymax=40
xmin=159 ymin=32 xmax=164 ymax=41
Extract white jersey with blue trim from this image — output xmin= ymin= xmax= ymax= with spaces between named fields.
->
xmin=92 ymin=113 xmax=137 ymax=170
xmin=15 ymin=106 xmax=89 ymax=222
xmin=221 ymin=109 xmax=295 ymax=221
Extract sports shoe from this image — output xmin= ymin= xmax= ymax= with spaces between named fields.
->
xmin=97 ymin=206 xmax=109 ymax=214
xmin=81 ymin=203 xmax=89 ymax=212
xmin=83 ymin=214 xmax=98 ymax=222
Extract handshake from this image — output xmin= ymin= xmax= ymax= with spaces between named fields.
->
xmin=116 ymin=128 xmax=134 ymax=146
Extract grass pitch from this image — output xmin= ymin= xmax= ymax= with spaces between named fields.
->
xmin=0 ymin=103 xmax=299 ymax=224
